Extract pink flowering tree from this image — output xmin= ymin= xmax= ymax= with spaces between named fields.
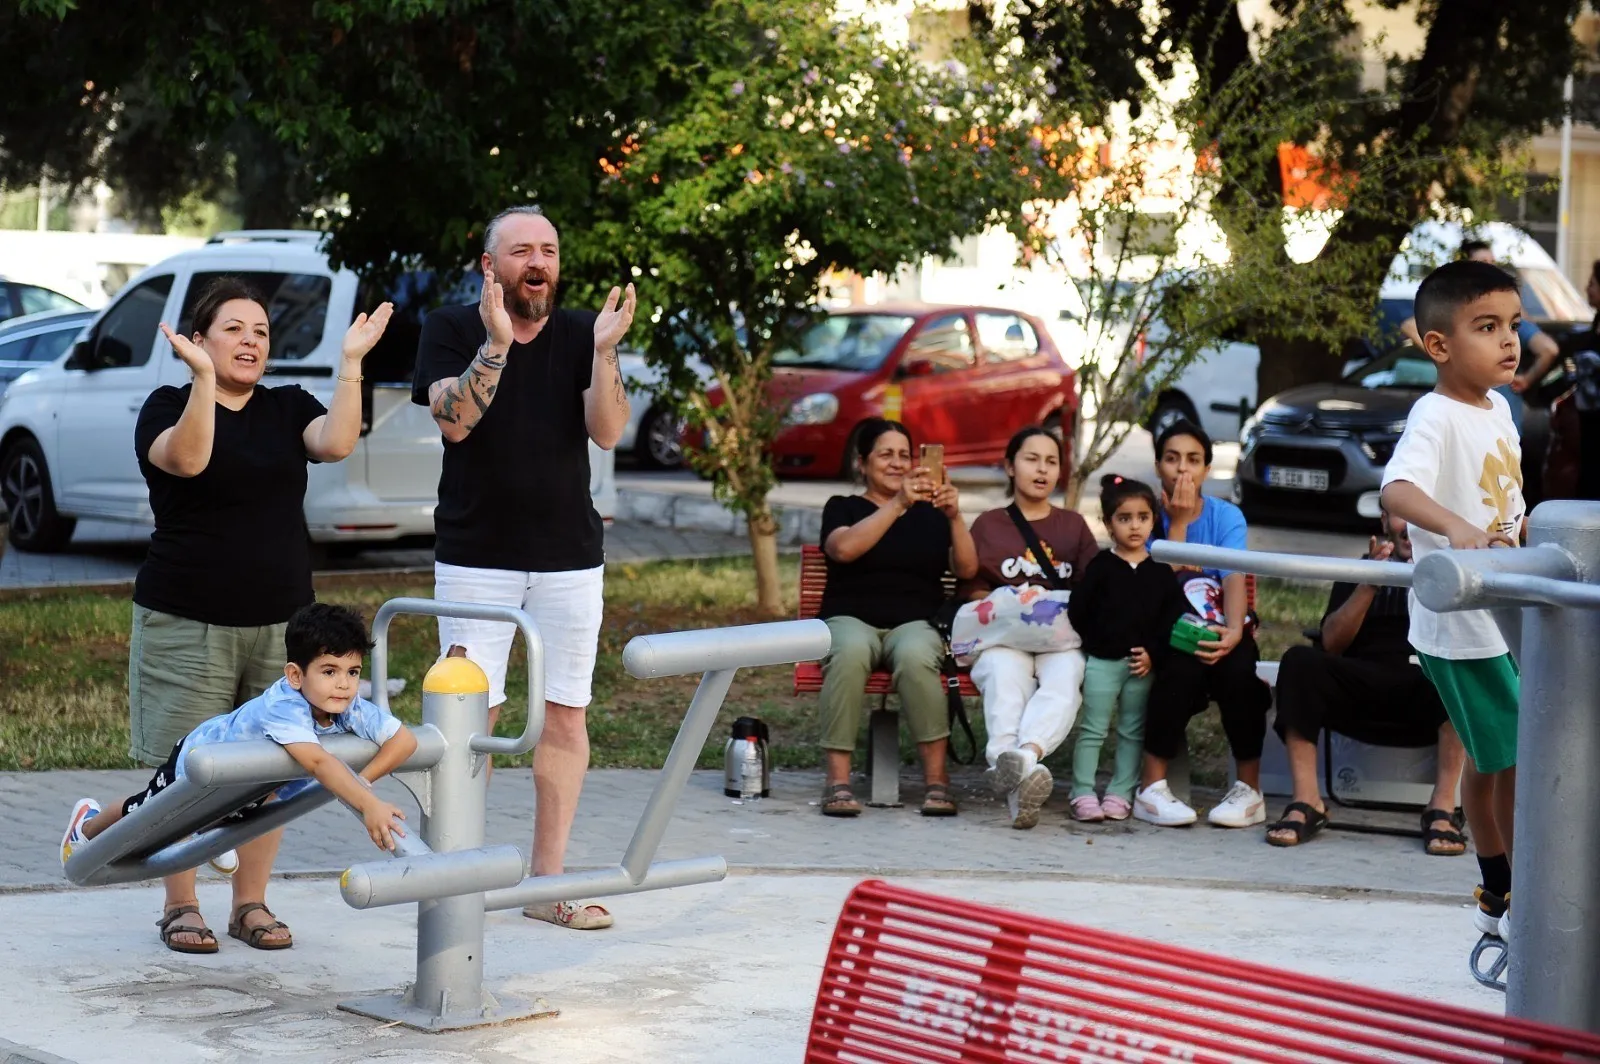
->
xmin=581 ymin=0 xmax=1076 ymax=614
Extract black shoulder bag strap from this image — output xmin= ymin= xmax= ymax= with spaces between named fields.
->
xmin=1005 ymin=503 xmax=1069 ymax=591
xmin=930 ymin=598 xmax=977 ymax=765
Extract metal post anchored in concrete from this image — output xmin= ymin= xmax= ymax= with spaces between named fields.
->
xmin=1154 ymin=501 xmax=1600 ymax=1038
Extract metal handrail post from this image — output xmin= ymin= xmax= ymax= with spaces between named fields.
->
xmin=1151 ymin=503 xmax=1600 ymax=1035
xmin=1501 ymin=504 xmax=1600 ymax=1032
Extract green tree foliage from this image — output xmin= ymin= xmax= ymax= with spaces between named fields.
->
xmin=983 ymin=0 xmax=1583 ymax=395
xmin=585 ymin=0 xmax=1076 ymax=612
xmin=0 ymin=1 xmax=712 ymax=251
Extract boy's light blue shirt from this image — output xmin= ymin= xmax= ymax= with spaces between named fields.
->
xmin=1153 ymin=494 xmax=1249 ymax=582
xmin=175 ymin=676 xmax=403 ymax=780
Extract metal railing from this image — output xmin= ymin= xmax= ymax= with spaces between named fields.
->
xmin=1152 ymin=499 xmax=1600 ymax=1037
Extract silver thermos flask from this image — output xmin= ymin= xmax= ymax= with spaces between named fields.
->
xmin=723 ymin=716 xmax=770 ymax=798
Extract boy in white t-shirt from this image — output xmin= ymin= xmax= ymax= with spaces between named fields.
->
xmin=1381 ymin=260 xmax=1527 ymax=942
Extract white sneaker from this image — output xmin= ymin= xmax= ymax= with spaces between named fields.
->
xmin=1008 ymin=765 xmax=1054 ymax=830
xmin=1207 ymin=781 xmax=1267 ymax=828
xmin=208 ymin=848 xmax=240 ymax=876
xmin=990 ymin=749 xmax=1038 ymax=797
xmin=1133 ymin=781 xmax=1197 ymax=827
xmin=61 ymin=798 xmax=101 ymax=870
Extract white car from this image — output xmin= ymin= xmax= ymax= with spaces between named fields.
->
xmin=617 ymin=350 xmax=714 ymax=469
xmin=0 ymin=230 xmax=615 ymax=553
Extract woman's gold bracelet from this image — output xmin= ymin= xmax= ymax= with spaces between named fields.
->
xmin=338 ymin=373 xmax=363 ymax=383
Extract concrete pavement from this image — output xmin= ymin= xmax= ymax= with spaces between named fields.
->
xmin=0 ymin=766 xmax=1505 ymax=1064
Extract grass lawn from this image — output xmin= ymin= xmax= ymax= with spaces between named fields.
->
xmin=0 ymin=558 xmax=1329 ymax=785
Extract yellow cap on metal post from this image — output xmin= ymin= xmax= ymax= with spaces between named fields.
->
xmin=423 ymin=657 xmax=490 ymax=694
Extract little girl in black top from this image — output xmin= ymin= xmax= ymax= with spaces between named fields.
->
xmin=1065 ymin=475 xmax=1189 ymax=821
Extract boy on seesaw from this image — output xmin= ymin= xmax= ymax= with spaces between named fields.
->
xmin=60 ymin=602 xmax=418 ymax=954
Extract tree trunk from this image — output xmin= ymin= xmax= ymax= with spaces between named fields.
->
xmin=1254 ymin=332 xmax=1345 ymax=399
xmin=747 ymin=507 xmax=784 ymax=617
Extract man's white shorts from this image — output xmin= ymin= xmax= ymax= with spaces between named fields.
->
xmin=433 ymin=562 xmax=605 ymax=709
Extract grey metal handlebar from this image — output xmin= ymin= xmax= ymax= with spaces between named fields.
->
xmin=371 ymin=597 xmax=546 ymax=757
xmin=1151 ymin=539 xmax=1600 ymax=612
xmin=1149 ymin=542 xmax=1414 ymax=588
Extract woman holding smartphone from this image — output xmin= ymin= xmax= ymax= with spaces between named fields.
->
xmin=815 ymin=419 xmax=977 ymax=817
xmin=963 ymin=426 xmax=1099 ymax=829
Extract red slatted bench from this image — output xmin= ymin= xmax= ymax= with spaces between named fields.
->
xmin=806 ymin=879 xmax=1600 ymax=1063
xmin=794 ymin=545 xmax=977 ymax=807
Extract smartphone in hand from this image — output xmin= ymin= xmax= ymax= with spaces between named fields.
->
xmin=919 ymin=443 xmax=945 ymax=485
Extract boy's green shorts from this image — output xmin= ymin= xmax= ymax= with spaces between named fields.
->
xmin=1416 ymin=652 xmax=1520 ymax=774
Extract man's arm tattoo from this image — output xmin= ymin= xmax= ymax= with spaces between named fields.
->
xmin=430 ymin=344 xmax=505 ymax=431
xmin=601 ymin=346 xmax=627 ymax=408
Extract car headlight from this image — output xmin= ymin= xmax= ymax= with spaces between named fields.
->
xmin=1239 ymin=415 xmax=1260 ymax=446
xmin=784 ymin=393 xmax=839 ymax=426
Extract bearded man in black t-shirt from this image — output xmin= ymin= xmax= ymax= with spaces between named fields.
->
xmin=412 ymin=205 xmax=634 ymax=930
xmin=1263 ymin=511 xmax=1468 ymax=854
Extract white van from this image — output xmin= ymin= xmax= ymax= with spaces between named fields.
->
xmin=1140 ymin=220 xmax=1583 ymax=444
xmin=0 ymin=230 xmax=615 ymax=553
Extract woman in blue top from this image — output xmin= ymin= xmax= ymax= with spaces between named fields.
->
xmin=1135 ymin=420 xmax=1272 ymax=830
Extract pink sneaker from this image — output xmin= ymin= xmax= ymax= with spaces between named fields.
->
xmin=1100 ymin=795 xmax=1132 ymax=821
xmin=1071 ymin=794 xmax=1105 ymax=822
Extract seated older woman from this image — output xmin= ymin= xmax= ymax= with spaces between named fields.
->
xmin=816 ymin=418 xmax=977 ymax=818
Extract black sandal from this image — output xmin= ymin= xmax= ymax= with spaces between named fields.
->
xmin=1421 ymin=807 xmax=1468 ymax=856
xmin=158 ymin=904 xmax=219 ymax=955
xmin=821 ymin=782 xmax=862 ymax=818
xmin=920 ymin=785 xmax=958 ymax=817
xmin=1265 ymin=801 xmax=1328 ymax=847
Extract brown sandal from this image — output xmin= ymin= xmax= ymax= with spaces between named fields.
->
xmin=821 ymin=782 xmax=862 ymax=817
xmin=158 ymin=904 xmax=219 ymax=955
xmin=228 ymin=902 xmax=293 ymax=950
xmin=920 ymin=785 xmax=958 ymax=817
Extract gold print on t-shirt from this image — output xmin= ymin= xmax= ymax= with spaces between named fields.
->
xmin=1477 ymin=438 xmax=1524 ymax=533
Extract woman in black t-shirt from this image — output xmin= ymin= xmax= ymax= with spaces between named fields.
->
xmin=126 ymin=276 xmax=391 ymax=954
xmin=817 ymin=419 xmax=977 ymax=818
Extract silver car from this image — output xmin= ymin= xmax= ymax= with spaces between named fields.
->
xmin=0 ymin=309 xmax=95 ymax=401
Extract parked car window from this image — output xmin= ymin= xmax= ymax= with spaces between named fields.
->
xmin=16 ymin=285 xmax=81 ymax=316
xmin=355 ymin=268 xmax=479 ymax=385
xmin=84 ymin=274 xmax=174 ymax=369
xmin=1348 ymin=350 xmax=1437 ymax=390
xmin=771 ymin=313 xmax=916 ymax=372
xmin=27 ymin=325 xmax=83 ymax=365
xmin=905 ymin=314 xmax=975 ymax=373
xmin=0 ymin=335 xmax=27 ymax=362
xmin=178 ymin=271 xmax=333 ymax=361
xmin=976 ymin=313 xmax=1039 ymax=362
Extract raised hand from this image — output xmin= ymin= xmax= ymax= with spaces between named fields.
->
xmin=342 ymin=302 xmax=395 ymax=362
xmin=480 ymin=274 xmax=514 ymax=350
xmin=1368 ymin=535 xmax=1395 ymax=563
xmin=159 ymin=323 xmax=216 ymax=380
xmin=594 ymin=282 xmax=637 ymax=352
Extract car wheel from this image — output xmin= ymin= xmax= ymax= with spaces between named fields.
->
xmin=1147 ymin=399 xmax=1195 ymax=440
xmin=636 ymin=404 xmax=686 ymax=470
xmin=0 ymin=437 xmax=76 ymax=553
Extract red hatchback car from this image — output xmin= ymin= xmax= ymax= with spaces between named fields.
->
xmin=718 ymin=303 xmax=1077 ymax=478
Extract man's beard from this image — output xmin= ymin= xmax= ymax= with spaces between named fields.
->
xmin=497 ymin=265 xmax=559 ymax=322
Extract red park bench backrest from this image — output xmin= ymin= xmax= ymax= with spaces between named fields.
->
xmin=805 ymin=879 xmax=1600 ymax=1064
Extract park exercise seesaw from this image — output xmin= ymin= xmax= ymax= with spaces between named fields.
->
xmin=1154 ymin=499 xmax=1600 ymax=1041
xmin=62 ymin=597 xmax=831 ymax=1033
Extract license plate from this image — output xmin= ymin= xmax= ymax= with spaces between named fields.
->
xmin=1264 ymin=466 xmax=1329 ymax=491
